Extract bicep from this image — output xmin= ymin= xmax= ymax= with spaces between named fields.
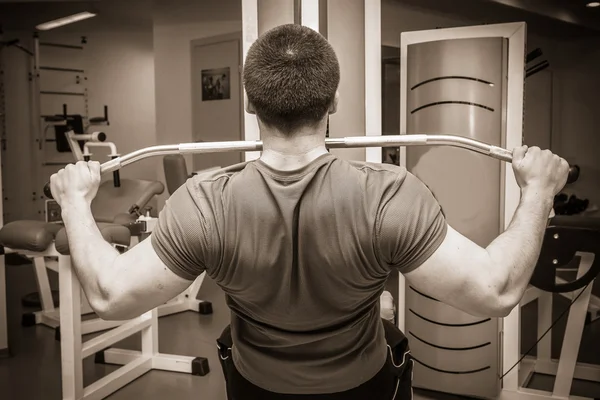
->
xmin=403 ymin=225 xmax=500 ymax=317
xmin=106 ymin=238 xmax=193 ymax=319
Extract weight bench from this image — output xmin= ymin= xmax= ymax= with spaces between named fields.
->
xmin=0 ymin=220 xmax=210 ymax=399
xmin=0 ymin=221 xmax=135 ymax=336
xmin=8 ymin=179 xmax=212 ymax=336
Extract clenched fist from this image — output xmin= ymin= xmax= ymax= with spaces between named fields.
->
xmin=50 ymin=161 xmax=102 ymax=207
xmin=512 ymin=146 xmax=569 ymax=198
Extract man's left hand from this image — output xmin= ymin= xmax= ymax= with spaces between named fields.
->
xmin=50 ymin=161 xmax=102 ymax=207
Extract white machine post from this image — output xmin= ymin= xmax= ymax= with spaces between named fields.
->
xmin=399 ymin=23 xmax=525 ymax=398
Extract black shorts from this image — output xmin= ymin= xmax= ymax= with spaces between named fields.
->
xmin=216 ymin=319 xmax=413 ymax=400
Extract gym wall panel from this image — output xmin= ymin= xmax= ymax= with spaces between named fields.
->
xmin=258 ymin=0 xmax=295 ymax=34
xmin=190 ymin=34 xmax=243 ymax=172
xmin=326 ymin=0 xmax=366 ymax=162
xmin=523 ymin=69 xmax=552 ymax=150
xmin=404 ymin=37 xmax=506 ymax=398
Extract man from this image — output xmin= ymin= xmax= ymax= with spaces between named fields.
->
xmin=50 ymin=24 xmax=568 ymax=399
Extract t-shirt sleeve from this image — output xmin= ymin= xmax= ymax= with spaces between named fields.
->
xmin=376 ymin=172 xmax=448 ymax=274
xmin=151 ymin=182 xmax=211 ymax=281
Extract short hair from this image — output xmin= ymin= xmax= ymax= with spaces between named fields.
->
xmin=243 ymin=24 xmax=340 ymax=134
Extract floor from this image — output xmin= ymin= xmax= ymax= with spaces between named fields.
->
xmin=1 ymin=257 xmax=600 ymax=400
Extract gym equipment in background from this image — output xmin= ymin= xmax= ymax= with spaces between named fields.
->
xmin=396 ymin=22 xmax=598 ymax=400
xmin=508 ymin=217 xmax=600 ymax=400
xmin=1 ymin=30 xmax=112 ymax=222
xmin=44 ymin=104 xmax=119 ymax=223
xmin=0 ymin=207 xmax=211 ymax=400
xmin=19 ymin=178 xmax=164 ymax=329
xmin=526 ymin=47 xmax=550 ymax=79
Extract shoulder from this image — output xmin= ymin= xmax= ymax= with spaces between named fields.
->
xmin=189 ymin=161 xmax=252 ymax=185
xmin=337 ymin=160 xmax=440 ymax=213
xmin=185 ymin=161 xmax=252 ymax=196
xmin=339 ymin=159 xmax=409 ymax=182
xmin=336 ymin=159 xmax=411 ymax=191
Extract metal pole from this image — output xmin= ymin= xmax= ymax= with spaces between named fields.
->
xmin=33 ymin=34 xmax=41 ymax=149
xmin=101 ymin=134 xmax=513 ymax=174
xmin=30 ymin=33 xmax=44 ymax=217
xmin=43 ymin=133 xmax=515 ymax=198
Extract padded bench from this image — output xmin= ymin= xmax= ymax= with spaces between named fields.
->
xmin=0 ymin=220 xmax=130 ymax=334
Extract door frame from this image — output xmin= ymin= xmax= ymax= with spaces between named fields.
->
xmin=190 ymin=32 xmax=244 ymax=152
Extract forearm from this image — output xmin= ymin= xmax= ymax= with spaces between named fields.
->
xmin=61 ymin=201 xmax=120 ymax=307
xmin=486 ymin=187 xmax=554 ymax=304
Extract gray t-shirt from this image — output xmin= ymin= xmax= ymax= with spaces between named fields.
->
xmin=151 ymin=153 xmax=446 ymax=394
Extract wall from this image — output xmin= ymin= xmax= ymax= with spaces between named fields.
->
xmin=0 ymin=0 xmax=156 ymax=221
xmin=327 ymin=0 xmax=367 ymax=162
xmin=549 ymin=37 xmax=600 ymax=211
xmin=152 ymin=0 xmax=241 ymax=207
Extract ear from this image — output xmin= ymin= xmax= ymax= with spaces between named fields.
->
xmin=244 ymin=93 xmax=256 ymax=115
xmin=328 ymin=91 xmax=339 ymax=115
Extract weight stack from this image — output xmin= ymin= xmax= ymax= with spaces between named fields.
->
xmin=404 ymin=37 xmax=508 ymax=398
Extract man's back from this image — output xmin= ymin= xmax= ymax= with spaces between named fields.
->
xmin=152 ymin=153 xmax=446 ymax=394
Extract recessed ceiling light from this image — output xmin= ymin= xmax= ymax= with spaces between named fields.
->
xmin=36 ymin=12 xmax=97 ymax=31
xmin=586 ymin=2 xmax=600 ymax=8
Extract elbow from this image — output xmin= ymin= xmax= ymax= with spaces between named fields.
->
xmin=88 ymin=296 xmax=112 ymax=320
xmin=481 ymin=260 xmax=519 ymax=318
xmin=486 ymin=297 xmax=517 ymax=318
xmin=88 ymin=296 xmax=120 ymax=321
xmin=88 ymin=292 xmax=132 ymax=321
xmin=482 ymin=286 xmax=520 ymax=318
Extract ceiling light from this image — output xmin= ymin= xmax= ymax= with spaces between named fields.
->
xmin=586 ymin=2 xmax=600 ymax=7
xmin=36 ymin=12 xmax=97 ymax=31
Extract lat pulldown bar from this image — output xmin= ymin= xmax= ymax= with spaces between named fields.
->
xmin=43 ymin=134 xmax=575 ymax=199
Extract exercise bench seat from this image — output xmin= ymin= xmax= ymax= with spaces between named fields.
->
xmin=0 ymin=220 xmax=62 ymax=253
xmin=0 ymin=221 xmax=131 ymax=254
xmin=0 ymin=220 xmax=133 ymax=333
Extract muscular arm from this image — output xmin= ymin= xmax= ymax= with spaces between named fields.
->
xmin=62 ymin=201 xmax=192 ymax=320
xmin=405 ymin=187 xmax=553 ymax=317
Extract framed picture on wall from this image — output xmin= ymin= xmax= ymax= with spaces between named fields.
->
xmin=201 ymin=67 xmax=231 ymax=101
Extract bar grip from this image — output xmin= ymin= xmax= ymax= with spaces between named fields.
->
xmin=44 ymin=182 xmax=53 ymax=199
xmin=113 ymin=171 xmax=121 ymax=187
xmin=112 ymin=155 xmax=121 ymax=187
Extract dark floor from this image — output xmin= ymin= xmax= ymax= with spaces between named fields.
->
xmin=1 ymin=260 xmax=600 ymax=399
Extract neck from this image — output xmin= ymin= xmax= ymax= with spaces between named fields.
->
xmin=259 ymin=123 xmax=329 ymax=171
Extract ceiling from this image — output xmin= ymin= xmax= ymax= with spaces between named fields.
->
xmin=394 ymin=0 xmax=600 ymax=36
xmin=0 ymin=0 xmax=153 ymax=32
xmin=485 ymin=0 xmax=600 ymax=31
xmin=1 ymin=0 xmax=599 ymax=36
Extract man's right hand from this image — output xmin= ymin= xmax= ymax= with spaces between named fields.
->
xmin=512 ymin=146 xmax=570 ymax=197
